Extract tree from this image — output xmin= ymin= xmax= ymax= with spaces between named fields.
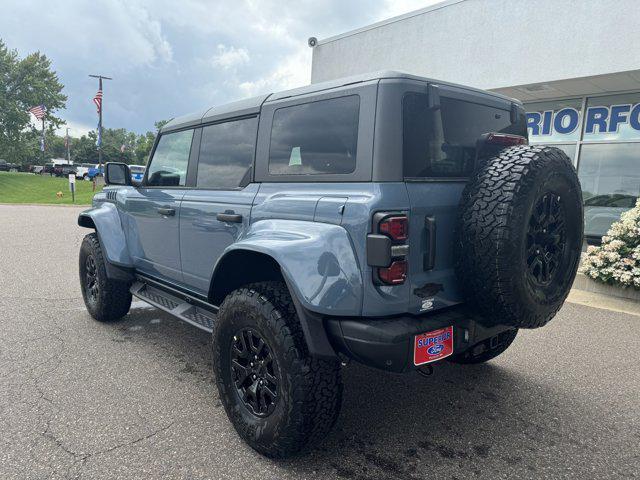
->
xmin=0 ymin=39 xmax=66 ymax=165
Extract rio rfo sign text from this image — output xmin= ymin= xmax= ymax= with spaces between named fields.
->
xmin=527 ymin=103 xmax=640 ymax=137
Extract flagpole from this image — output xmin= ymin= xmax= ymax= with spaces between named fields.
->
xmin=89 ymin=74 xmax=112 ymax=169
xmin=41 ymin=117 xmax=45 ymax=165
xmin=66 ymin=128 xmax=70 ymax=162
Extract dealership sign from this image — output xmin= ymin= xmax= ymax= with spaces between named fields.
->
xmin=527 ymin=103 xmax=640 ymax=140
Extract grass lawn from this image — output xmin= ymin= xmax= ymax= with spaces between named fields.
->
xmin=0 ymin=172 xmax=102 ymax=205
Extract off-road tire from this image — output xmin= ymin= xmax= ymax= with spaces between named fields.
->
xmin=79 ymin=233 xmax=132 ymax=322
xmin=448 ymin=329 xmax=518 ymax=364
xmin=457 ymin=145 xmax=583 ymax=329
xmin=212 ymin=281 xmax=342 ymax=458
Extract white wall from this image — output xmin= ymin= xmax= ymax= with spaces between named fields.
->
xmin=311 ymin=0 xmax=640 ymax=90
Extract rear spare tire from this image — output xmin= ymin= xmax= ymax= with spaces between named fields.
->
xmin=457 ymin=145 xmax=583 ymax=329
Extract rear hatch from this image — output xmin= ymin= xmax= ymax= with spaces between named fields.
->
xmin=402 ymin=84 xmax=527 ymax=315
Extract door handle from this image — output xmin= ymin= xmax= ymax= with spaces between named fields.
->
xmin=157 ymin=207 xmax=175 ymax=216
xmin=216 ymin=212 xmax=243 ymax=223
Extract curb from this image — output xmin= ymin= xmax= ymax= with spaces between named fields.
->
xmin=572 ymin=273 xmax=640 ymax=302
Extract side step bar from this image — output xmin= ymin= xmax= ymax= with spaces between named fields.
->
xmin=130 ymin=280 xmax=218 ymax=333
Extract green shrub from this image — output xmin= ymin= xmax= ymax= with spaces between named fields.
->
xmin=579 ymin=199 xmax=640 ymax=289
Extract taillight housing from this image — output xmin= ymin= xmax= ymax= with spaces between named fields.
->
xmin=378 ymin=260 xmax=407 ymax=285
xmin=378 ymin=216 xmax=408 ymax=241
xmin=368 ymin=212 xmax=409 ymax=285
xmin=485 ymin=133 xmax=528 ymax=146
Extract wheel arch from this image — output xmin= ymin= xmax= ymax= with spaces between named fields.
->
xmin=209 ymin=247 xmax=339 ymax=359
xmin=77 ymin=204 xmax=134 ymax=282
xmin=208 ymin=249 xmax=284 ymax=306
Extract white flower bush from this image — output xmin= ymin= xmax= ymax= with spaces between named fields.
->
xmin=579 ymin=198 xmax=640 ymax=289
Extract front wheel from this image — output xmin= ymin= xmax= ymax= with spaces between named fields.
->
xmin=212 ymin=281 xmax=342 ymax=458
xmin=79 ymin=233 xmax=132 ymax=322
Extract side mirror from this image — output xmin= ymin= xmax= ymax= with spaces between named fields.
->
xmin=104 ymin=162 xmax=132 ymax=186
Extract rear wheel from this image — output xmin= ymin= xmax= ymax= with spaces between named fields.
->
xmin=79 ymin=233 xmax=132 ymax=322
xmin=212 ymin=281 xmax=342 ymax=458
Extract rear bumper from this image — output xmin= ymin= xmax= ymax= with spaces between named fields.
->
xmin=324 ymin=305 xmax=515 ymax=373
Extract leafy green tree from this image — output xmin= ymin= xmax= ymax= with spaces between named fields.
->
xmin=0 ymin=39 xmax=66 ymax=165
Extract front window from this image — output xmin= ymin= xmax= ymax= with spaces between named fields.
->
xmin=146 ymin=129 xmax=193 ymax=187
xmin=403 ymin=93 xmax=526 ymax=178
xmin=268 ymin=95 xmax=360 ymax=175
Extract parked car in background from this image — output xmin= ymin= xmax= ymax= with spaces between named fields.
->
xmin=41 ymin=163 xmax=56 ymax=175
xmin=75 ymin=163 xmax=97 ymax=180
xmin=54 ymin=164 xmax=77 ymax=177
xmin=584 ymin=193 xmax=638 ymax=243
xmin=0 ymin=160 xmax=19 ymax=172
xmin=87 ymin=165 xmax=104 ymax=180
xmin=32 ymin=165 xmax=44 ymax=174
xmin=129 ymin=164 xmax=146 ymax=183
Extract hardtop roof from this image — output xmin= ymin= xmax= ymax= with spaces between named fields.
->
xmin=161 ymin=70 xmax=519 ymax=133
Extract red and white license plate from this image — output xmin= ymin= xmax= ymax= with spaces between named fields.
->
xmin=414 ymin=326 xmax=454 ymax=365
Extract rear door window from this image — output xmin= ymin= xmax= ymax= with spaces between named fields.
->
xmin=268 ymin=95 xmax=360 ymax=175
xmin=196 ymin=117 xmax=258 ymax=189
xmin=403 ymin=93 xmax=526 ymax=178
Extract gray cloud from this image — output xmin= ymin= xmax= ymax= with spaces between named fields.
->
xmin=2 ymin=0 xmax=436 ymax=135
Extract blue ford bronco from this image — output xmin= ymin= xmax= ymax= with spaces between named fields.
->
xmin=78 ymin=71 xmax=583 ymax=457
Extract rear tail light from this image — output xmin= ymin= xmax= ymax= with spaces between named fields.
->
xmin=378 ymin=260 xmax=407 ymax=285
xmin=378 ymin=216 xmax=408 ymax=241
xmin=485 ymin=133 xmax=528 ymax=146
xmin=368 ymin=213 xmax=409 ymax=285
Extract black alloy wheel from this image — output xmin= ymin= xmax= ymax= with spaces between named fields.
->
xmin=84 ymin=254 xmax=99 ymax=304
xmin=526 ymin=192 xmax=567 ymax=286
xmin=230 ymin=328 xmax=279 ymax=417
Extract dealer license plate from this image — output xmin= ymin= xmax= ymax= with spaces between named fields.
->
xmin=414 ymin=326 xmax=454 ymax=365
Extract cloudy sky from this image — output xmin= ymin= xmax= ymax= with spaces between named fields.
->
xmin=1 ymin=0 xmax=439 ymax=136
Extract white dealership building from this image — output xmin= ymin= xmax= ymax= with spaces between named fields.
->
xmin=310 ymin=0 xmax=640 ymax=240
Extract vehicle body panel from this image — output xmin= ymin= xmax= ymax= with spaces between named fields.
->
xmin=180 ymin=184 xmax=259 ymax=293
xmin=222 ymin=218 xmax=362 ymax=316
xmin=122 ymin=187 xmax=186 ymax=283
xmin=78 ymin=199 xmax=132 ymax=267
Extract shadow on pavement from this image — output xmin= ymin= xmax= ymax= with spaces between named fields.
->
xmin=118 ymin=303 xmax=607 ymax=480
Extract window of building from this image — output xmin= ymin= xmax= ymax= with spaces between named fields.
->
xmin=268 ymin=96 xmax=360 ymax=175
xmin=579 ymin=143 xmax=640 ymax=239
xmin=526 ymin=98 xmax=583 ymax=143
xmin=403 ymin=93 xmax=526 ymax=178
xmin=582 ymin=92 xmax=640 ymax=142
xmin=196 ymin=117 xmax=258 ymax=189
xmin=147 ymin=129 xmax=193 ymax=187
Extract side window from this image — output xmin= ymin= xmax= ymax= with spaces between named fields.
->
xmin=196 ymin=117 xmax=258 ymax=189
xmin=268 ymin=95 xmax=360 ymax=175
xmin=146 ymin=129 xmax=193 ymax=187
xmin=403 ymin=93 xmax=525 ymax=178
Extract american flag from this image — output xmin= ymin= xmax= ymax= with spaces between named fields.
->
xmin=29 ymin=105 xmax=46 ymax=120
xmin=93 ymin=89 xmax=103 ymax=114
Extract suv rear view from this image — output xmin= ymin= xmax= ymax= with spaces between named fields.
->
xmin=78 ymin=71 xmax=582 ymax=458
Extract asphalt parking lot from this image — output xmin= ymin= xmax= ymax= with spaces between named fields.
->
xmin=1 ymin=204 xmax=638 ymax=480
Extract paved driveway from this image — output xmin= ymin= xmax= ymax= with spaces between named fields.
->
xmin=1 ymin=204 xmax=638 ymax=479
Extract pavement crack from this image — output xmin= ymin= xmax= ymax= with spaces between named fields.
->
xmin=84 ymin=421 xmax=176 ymax=460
